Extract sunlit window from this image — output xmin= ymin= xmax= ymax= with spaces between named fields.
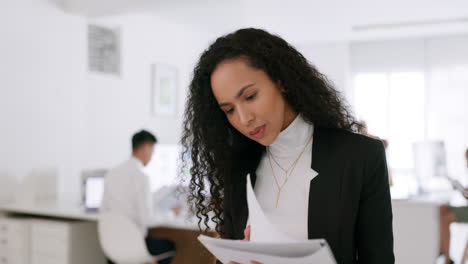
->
xmin=354 ymin=72 xmax=425 ymax=170
xmin=144 ymin=144 xmax=181 ymax=192
xmin=354 ymin=73 xmax=389 ymax=138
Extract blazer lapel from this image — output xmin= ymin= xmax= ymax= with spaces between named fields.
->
xmin=231 ymin=129 xmax=343 ymax=243
xmin=308 ymin=126 xmax=342 ymax=243
xmin=231 ymin=152 xmax=262 ymax=238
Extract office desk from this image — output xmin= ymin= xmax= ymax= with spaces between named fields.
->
xmin=0 ymin=202 xmax=106 ymax=264
xmin=0 ymin=201 xmax=99 ymax=221
xmin=0 ymin=202 xmax=216 ymax=263
xmin=391 ymin=190 xmax=468 ymax=264
xmin=149 ymin=227 xmax=216 ymax=264
xmin=0 ymin=201 xmax=204 ymax=229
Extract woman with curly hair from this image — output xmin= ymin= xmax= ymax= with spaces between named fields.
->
xmin=181 ymin=28 xmax=394 ymax=264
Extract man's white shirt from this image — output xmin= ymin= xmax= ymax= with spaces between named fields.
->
xmin=101 ymin=157 xmax=173 ymax=235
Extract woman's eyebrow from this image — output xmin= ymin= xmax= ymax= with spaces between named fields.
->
xmin=218 ymin=83 xmax=255 ymax=107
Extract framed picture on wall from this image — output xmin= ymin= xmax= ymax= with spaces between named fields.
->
xmin=151 ymin=64 xmax=178 ymax=116
xmin=88 ymin=24 xmax=121 ymax=76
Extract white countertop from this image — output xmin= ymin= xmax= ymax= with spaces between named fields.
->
xmin=392 ymin=189 xmax=467 ymax=207
xmin=0 ymin=201 xmax=98 ymax=221
xmin=0 ymin=201 xmax=204 ymax=230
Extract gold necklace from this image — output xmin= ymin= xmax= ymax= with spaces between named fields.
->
xmin=269 ymin=151 xmax=293 ymax=174
xmin=267 ymin=135 xmax=313 ymax=208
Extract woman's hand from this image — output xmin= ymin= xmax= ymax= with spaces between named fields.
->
xmin=226 ymin=225 xmax=261 ymax=264
xmin=243 ymin=225 xmax=251 ymax=241
xmin=171 ymin=206 xmax=182 ymax=216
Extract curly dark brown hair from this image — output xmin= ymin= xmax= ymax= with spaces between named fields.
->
xmin=180 ymin=28 xmax=359 ymax=235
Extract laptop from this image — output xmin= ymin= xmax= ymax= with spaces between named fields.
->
xmin=84 ymin=176 xmax=105 ymax=212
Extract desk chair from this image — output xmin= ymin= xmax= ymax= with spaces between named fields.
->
xmin=98 ymin=212 xmax=175 ymax=264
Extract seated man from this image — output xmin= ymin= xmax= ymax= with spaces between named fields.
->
xmin=101 ymin=130 xmax=178 ymax=264
xmin=439 ymin=148 xmax=468 ymax=264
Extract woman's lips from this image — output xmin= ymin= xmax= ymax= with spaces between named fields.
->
xmin=249 ymin=125 xmax=266 ymax=139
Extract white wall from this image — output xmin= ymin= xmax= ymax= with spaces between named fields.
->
xmin=297 ymin=42 xmax=353 ymax=107
xmin=0 ymin=0 xmax=214 ymax=203
xmin=0 ymin=0 xmax=87 ymax=203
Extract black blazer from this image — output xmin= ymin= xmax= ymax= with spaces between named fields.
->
xmin=221 ymin=126 xmax=394 ymax=264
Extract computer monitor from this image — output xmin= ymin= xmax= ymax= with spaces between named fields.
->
xmin=144 ymin=144 xmax=182 ymax=192
xmin=84 ymin=176 xmax=105 ymax=212
xmin=413 ymin=141 xmax=448 ymax=193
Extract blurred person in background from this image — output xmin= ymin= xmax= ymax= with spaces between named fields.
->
xmin=439 ymin=147 xmax=468 ymax=264
xmin=101 ymin=130 xmax=179 ymax=264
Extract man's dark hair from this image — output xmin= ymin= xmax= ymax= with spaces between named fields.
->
xmin=132 ymin=130 xmax=157 ymax=151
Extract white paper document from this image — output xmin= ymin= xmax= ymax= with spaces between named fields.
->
xmin=198 ymin=174 xmax=337 ymax=264
xmin=446 ymin=176 xmax=468 ymax=199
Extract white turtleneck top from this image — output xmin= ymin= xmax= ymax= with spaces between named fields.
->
xmin=254 ymin=114 xmax=318 ymax=240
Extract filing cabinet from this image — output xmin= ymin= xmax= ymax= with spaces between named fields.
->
xmin=0 ymin=217 xmax=105 ymax=264
xmin=0 ymin=218 xmax=30 ymax=264
xmin=30 ymin=219 xmax=106 ymax=264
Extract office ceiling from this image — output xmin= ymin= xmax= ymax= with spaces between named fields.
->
xmin=61 ymin=0 xmax=468 ymax=44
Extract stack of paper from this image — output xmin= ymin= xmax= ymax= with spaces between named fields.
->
xmin=198 ymin=175 xmax=336 ymax=264
xmin=447 ymin=176 xmax=468 ymax=199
